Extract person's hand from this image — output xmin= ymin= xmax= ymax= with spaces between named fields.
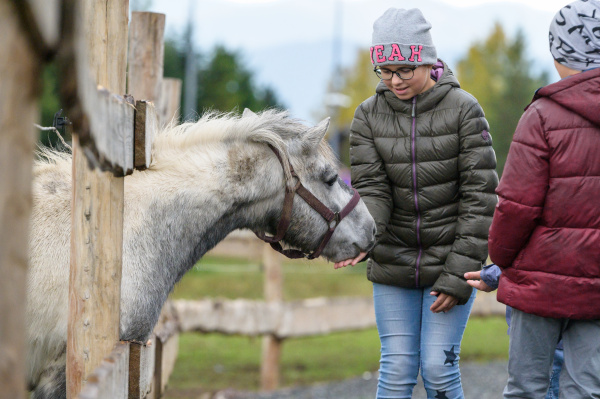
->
xmin=334 ymin=252 xmax=367 ymax=269
xmin=430 ymin=291 xmax=459 ymax=313
xmin=464 ymin=271 xmax=494 ymax=292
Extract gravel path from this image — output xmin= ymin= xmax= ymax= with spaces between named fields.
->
xmin=210 ymin=361 xmax=509 ymax=399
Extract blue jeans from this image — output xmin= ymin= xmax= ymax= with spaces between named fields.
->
xmin=373 ymin=283 xmax=476 ymax=399
xmin=545 ymin=347 xmax=563 ymax=399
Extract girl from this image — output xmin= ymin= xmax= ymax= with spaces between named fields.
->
xmin=335 ymin=8 xmax=498 ymax=399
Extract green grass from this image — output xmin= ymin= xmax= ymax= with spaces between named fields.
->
xmin=164 ymin=255 xmax=509 ymax=398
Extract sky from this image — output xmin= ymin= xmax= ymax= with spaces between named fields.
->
xmin=142 ymin=0 xmax=567 ymax=123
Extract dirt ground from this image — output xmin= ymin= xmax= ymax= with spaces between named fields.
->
xmin=165 ymin=360 xmax=509 ymax=399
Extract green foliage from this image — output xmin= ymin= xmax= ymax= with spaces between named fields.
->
xmin=163 ymin=40 xmax=284 ymax=117
xmin=456 ymin=23 xmax=549 ymax=175
xmin=196 ymin=45 xmax=283 ymax=114
xmin=38 ymin=62 xmax=70 ymax=147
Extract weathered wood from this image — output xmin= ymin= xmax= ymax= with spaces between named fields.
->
xmin=27 ymin=0 xmax=61 ymax=50
xmin=66 ymin=1 xmax=129 ymax=397
xmin=159 ymin=334 xmax=179 ymax=393
xmin=173 ymin=294 xmax=505 ymax=338
xmin=128 ymin=339 xmax=154 ymax=399
xmin=58 ymin=0 xmax=134 ymax=174
xmin=158 ymin=78 xmax=183 ymax=125
xmin=134 ymin=100 xmax=157 ymax=170
xmin=0 ymin=1 xmax=40 ymax=398
xmin=261 ymin=243 xmax=283 ymax=390
xmin=78 ymin=343 xmax=130 ymax=399
xmin=127 ymin=12 xmax=165 ymax=105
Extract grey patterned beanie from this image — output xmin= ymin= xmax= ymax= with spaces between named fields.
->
xmin=371 ymin=8 xmax=437 ymax=67
xmin=549 ymin=0 xmax=600 ymax=70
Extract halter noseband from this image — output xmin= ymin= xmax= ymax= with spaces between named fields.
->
xmin=254 ymin=144 xmax=361 ymax=259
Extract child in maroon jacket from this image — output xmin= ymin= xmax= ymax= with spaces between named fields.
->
xmin=487 ymin=1 xmax=600 ymax=397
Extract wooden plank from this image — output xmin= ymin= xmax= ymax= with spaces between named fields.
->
xmin=78 ymin=343 xmax=130 ymax=399
xmin=158 ymin=77 xmax=182 ymax=125
xmin=261 ymin=244 xmax=283 ymax=390
xmin=26 ymin=0 xmax=61 ymax=49
xmin=173 ymin=295 xmax=505 ymax=338
xmin=134 ymin=100 xmax=157 ymax=170
xmin=58 ymin=0 xmax=134 ymax=174
xmin=0 ymin=1 xmax=40 ymax=398
xmin=66 ymin=1 xmax=129 ymax=397
xmin=127 ymin=12 xmax=165 ymax=105
xmin=159 ymin=334 xmax=179 ymax=393
xmin=128 ymin=340 xmax=154 ymax=399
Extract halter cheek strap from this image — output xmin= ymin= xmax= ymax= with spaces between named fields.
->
xmin=254 ymin=145 xmax=361 ymax=260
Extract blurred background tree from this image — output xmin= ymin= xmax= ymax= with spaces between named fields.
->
xmin=456 ymin=23 xmax=549 ymax=175
xmin=323 ymin=23 xmax=549 ymax=176
xmin=37 ymin=38 xmax=283 ymax=146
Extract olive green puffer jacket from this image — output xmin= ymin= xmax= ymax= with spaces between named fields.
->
xmin=350 ymin=60 xmax=498 ymax=305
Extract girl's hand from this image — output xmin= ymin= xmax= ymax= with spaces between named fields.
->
xmin=334 ymin=252 xmax=367 ymax=269
xmin=430 ymin=291 xmax=459 ymax=313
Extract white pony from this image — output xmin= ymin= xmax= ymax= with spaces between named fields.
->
xmin=26 ymin=109 xmax=376 ymax=398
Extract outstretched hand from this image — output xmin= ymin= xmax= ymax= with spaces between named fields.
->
xmin=334 ymin=252 xmax=368 ymax=269
xmin=464 ymin=271 xmax=494 ymax=292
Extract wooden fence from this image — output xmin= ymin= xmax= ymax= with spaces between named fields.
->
xmin=0 ymin=1 xmax=181 ymax=398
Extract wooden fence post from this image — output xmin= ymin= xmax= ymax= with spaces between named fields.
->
xmin=128 ymin=12 xmax=165 ymax=117
xmin=66 ymin=0 xmax=129 ymax=397
xmin=0 ymin=1 xmax=41 ymax=397
xmin=260 ymin=245 xmax=284 ymax=390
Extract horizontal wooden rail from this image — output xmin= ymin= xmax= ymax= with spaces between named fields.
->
xmin=173 ymin=293 xmax=505 ymax=339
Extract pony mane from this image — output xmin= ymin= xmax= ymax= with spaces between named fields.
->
xmin=152 ymin=109 xmax=306 ymax=155
xmin=32 ymin=109 xmax=338 ymax=183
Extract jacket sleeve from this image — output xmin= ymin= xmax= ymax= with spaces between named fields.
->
xmin=349 ymin=102 xmax=392 ymax=241
xmin=488 ymin=105 xmax=549 ymax=268
xmin=432 ymin=100 xmax=499 ymax=305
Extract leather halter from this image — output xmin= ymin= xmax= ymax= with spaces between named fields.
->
xmin=254 ymin=144 xmax=361 ymax=259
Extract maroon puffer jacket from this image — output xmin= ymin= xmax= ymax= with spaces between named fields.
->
xmin=489 ymin=68 xmax=600 ymax=319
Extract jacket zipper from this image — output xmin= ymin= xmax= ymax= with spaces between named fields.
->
xmin=411 ymin=96 xmax=423 ymax=287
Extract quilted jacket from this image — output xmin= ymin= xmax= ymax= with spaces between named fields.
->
xmin=489 ymin=67 xmax=600 ymax=319
xmin=350 ymin=60 xmax=498 ymax=305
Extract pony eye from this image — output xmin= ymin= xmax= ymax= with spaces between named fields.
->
xmin=326 ymin=175 xmax=338 ymax=187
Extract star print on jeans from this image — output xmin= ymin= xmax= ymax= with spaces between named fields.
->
xmin=444 ymin=345 xmax=457 ymax=366
xmin=435 ymin=390 xmax=449 ymax=399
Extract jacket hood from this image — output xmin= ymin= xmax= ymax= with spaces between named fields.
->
xmin=375 ymin=59 xmax=460 ymax=114
xmin=529 ymin=67 xmax=600 ymax=127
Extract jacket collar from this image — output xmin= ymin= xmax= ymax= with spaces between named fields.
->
xmin=376 ymin=59 xmax=460 ymax=114
xmin=528 ymin=68 xmax=600 ymax=127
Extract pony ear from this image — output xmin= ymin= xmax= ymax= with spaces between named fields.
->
xmin=303 ymin=117 xmax=330 ymax=150
xmin=242 ymin=108 xmax=257 ymax=118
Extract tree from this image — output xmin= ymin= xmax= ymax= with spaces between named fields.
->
xmin=196 ymin=45 xmax=283 ymax=114
xmin=456 ymin=23 xmax=549 ymax=175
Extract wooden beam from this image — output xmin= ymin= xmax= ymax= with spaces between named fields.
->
xmin=77 ymin=343 xmax=130 ymax=399
xmin=133 ymin=100 xmax=157 ymax=170
xmin=58 ymin=0 xmax=134 ymax=174
xmin=0 ymin=1 xmax=40 ymax=398
xmin=66 ymin=1 xmax=129 ymax=397
xmin=127 ymin=12 xmax=165 ymax=105
xmin=261 ymin=244 xmax=283 ymax=390
xmin=158 ymin=77 xmax=183 ymax=125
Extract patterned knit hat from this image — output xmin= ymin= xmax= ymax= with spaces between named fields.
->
xmin=549 ymin=0 xmax=600 ymax=70
xmin=370 ymin=8 xmax=437 ymax=67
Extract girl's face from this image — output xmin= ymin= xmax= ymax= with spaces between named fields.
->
xmin=380 ymin=64 xmax=435 ymax=100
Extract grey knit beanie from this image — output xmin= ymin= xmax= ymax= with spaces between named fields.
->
xmin=549 ymin=0 xmax=600 ymax=70
xmin=370 ymin=8 xmax=437 ymax=67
